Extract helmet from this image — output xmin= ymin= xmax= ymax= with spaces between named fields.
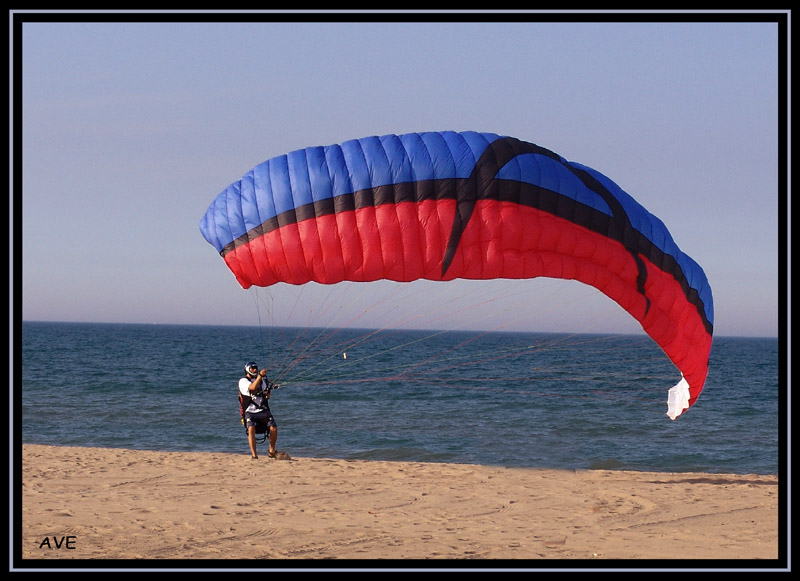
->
xmin=245 ymin=361 xmax=258 ymax=374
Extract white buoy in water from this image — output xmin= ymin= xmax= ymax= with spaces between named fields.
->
xmin=343 ymin=352 xmax=347 ymax=360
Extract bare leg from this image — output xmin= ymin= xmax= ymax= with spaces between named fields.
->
xmin=268 ymin=426 xmax=278 ymax=457
xmin=247 ymin=425 xmax=259 ymax=458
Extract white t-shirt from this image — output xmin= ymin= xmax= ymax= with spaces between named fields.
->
xmin=239 ymin=376 xmax=269 ymax=413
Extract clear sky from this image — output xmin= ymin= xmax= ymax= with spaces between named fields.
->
xmin=14 ymin=11 xmax=786 ymax=338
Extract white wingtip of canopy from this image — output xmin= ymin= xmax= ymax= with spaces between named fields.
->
xmin=666 ymin=375 xmax=691 ymax=420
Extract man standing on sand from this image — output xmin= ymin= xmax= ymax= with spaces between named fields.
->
xmin=239 ymin=362 xmax=288 ymax=460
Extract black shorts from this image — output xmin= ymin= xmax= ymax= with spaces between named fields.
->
xmin=245 ymin=409 xmax=277 ymax=433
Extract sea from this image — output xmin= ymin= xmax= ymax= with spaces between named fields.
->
xmin=18 ymin=321 xmax=782 ymax=475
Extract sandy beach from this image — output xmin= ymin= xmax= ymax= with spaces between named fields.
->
xmin=17 ymin=444 xmax=781 ymax=567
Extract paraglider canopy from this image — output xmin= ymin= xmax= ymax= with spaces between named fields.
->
xmin=200 ymin=131 xmax=713 ymax=419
